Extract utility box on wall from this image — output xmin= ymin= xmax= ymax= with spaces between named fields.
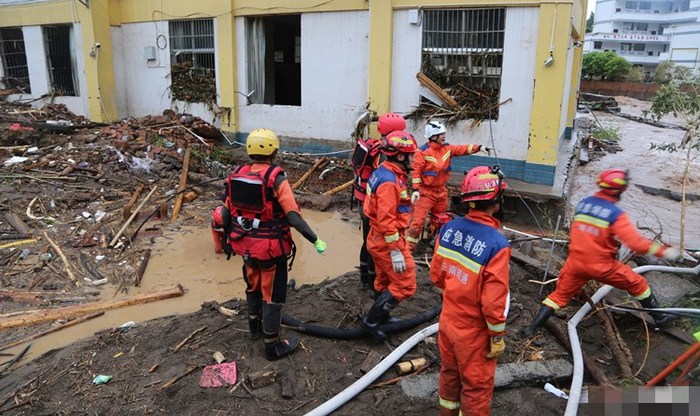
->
xmin=144 ymin=46 xmax=156 ymax=61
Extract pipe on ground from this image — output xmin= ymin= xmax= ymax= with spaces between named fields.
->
xmin=282 ymin=303 xmax=441 ymax=340
xmin=303 ymin=323 xmax=439 ymax=416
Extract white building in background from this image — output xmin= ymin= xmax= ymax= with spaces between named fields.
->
xmin=584 ymin=0 xmax=700 ymax=75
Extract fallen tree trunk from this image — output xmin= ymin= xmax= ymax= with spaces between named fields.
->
xmin=0 ymin=284 xmax=185 ymax=330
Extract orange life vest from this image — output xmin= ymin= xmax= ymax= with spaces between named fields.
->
xmin=225 ymin=164 xmax=292 ymax=262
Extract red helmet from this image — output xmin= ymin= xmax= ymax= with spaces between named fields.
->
xmin=382 ymin=131 xmax=418 ymax=156
xmin=461 ymin=166 xmax=507 ymax=202
xmin=377 ymin=113 xmax=406 ymax=136
xmin=211 ymin=206 xmax=224 ymax=227
xmin=597 ymin=169 xmax=629 ymax=195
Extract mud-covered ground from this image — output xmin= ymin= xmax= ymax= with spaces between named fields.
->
xmin=0 ymin=101 xmax=698 ymax=415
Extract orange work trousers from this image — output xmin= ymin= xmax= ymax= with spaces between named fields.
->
xmin=406 ymin=187 xmax=448 ymax=245
xmin=545 ymin=258 xmax=650 ymax=309
xmin=366 ymin=228 xmax=416 ymax=301
xmin=438 ymin=318 xmax=496 ymax=416
xmin=243 ymin=257 xmax=289 ymax=304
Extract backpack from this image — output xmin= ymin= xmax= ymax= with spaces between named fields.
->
xmin=351 ymin=137 xmax=382 ymax=202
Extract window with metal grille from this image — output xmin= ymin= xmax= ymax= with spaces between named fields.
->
xmin=43 ymin=25 xmax=78 ymax=96
xmin=169 ymin=19 xmax=216 ymax=103
xmin=0 ymin=27 xmax=31 ymax=94
xmin=421 ymin=8 xmax=505 ymax=119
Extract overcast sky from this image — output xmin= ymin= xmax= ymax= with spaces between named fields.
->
xmin=588 ymin=0 xmax=596 ymax=17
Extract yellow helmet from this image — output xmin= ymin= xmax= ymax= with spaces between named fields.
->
xmin=246 ymin=128 xmax=279 ymax=157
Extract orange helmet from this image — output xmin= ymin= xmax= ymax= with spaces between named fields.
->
xmin=597 ymin=169 xmax=629 ymax=195
xmin=461 ymin=166 xmax=507 ymax=202
xmin=377 ymin=113 xmax=406 ymax=136
xmin=382 ymin=131 xmax=417 ymax=156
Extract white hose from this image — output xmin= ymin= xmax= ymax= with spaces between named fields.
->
xmin=304 ymin=323 xmax=439 ymax=416
xmin=564 ymin=263 xmax=700 ymax=416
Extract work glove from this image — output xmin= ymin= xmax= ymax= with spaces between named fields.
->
xmin=662 ymin=247 xmax=681 ymax=262
xmin=390 ymin=249 xmax=406 ymax=273
xmin=486 ymin=336 xmax=505 ymax=359
xmin=482 ymin=146 xmax=493 ymax=155
xmin=314 ymin=238 xmax=327 ymax=254
xmin=411 ymin=191 xmax=420 ymax=204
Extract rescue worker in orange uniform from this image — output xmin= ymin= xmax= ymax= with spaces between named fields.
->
xmin=430 ymin=166 xmax=511 ymax=416
xmin=223 ymin=128 xmax=327 ymax=360
xmin=522 ymin=169 xmax=682 ymax=337
xmin=360 ymin=130 xmax=418 ymax=341
xmin=352 ymin=113 xmax=406 ymax=292
xmin=406 ymin=121 xmax=490 ymax=251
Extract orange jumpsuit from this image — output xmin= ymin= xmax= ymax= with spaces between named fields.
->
xmin=430 ymin=210 xmax=511 ymax=416
xmin=407 ymin=141 xmax=482 ymax=247
xmin=544 ymin=191 xmax=672 ymax=310
xmin=363 ymin=161 xmax=416 ymax=301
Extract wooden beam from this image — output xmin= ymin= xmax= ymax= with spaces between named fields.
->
xmin=171 ymin=147 xmax=192 ymax=223
xmin=416 ymin=72 xmax=461 ymax=109
xmin=0 ymin=284 xmax=185 ymax=330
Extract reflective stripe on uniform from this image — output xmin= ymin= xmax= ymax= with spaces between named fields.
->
xmin=406 ymin=234 xmax=419 ymax=243
xmin=487 ymin=321 xmax=506 ymax=333
xmin=634 ymin=287 xmax=652 ymax=300
xmin=439 ymin=397 xmax=460 ymax=410
xmin=412 ymin=178 xmax=422 ymax=184
xmin=425 ymin=156 xmax=438 ymax=163
xmin=435 ymin=245 xmax=482 ymax=275
xmin=441 ymin=151 xmax=451 ymax=161
xmin=646 ymin=242 xmax=662 ymax=256
xmin=385 ymin=232 xmax=399 ymax=243
xmin=573 ymin=213 xmax=610 ymax=228
xmin=543 ymin=297 xmax=560 ymax=310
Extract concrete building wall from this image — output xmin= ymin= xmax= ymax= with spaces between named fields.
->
xmin=235 ymin=11 xmax=370 ymax=142
xmin=391 ymin=7 xmax=538 ymax=164
xmin=110 ymin=20 xmax=213 ymax=123
xmin=7 ymin=23 xmax=88 ymax=115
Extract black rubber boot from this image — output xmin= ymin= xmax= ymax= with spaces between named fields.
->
xmin=264 ymin=335 xmax=299 ymax=361
xmin=520 ymin=305 xmax=554 ymax=338
xmin=360 ymin=264 xmax=370 ymax=289
xmin=246 ymin=292 xmax=263 ymax=340
xmin=262 ymin=302 xmax=298 ymax=360
xmin=639 ymin=293 xmax=676 ymax=327
xmin=361 ymin=291 xmax=399 ymax=341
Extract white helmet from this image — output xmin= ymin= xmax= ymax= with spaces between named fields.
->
xmin=425 ymin=121 xmax=446 ymax=140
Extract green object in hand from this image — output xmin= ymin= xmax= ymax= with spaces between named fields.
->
xmin=314 ymin=239 xmax=327 ymax=254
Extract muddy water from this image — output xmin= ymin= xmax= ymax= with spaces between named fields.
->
xmin=7 ymin=210 xmax=361 ymax=362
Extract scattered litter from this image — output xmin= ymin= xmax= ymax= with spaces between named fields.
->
xmin=199 ymin=362 xmax=237 ymax=388
xmin=95 ymin=255 xmax=106 ymax=261
xmin=3 ymin=156 xmax=29 ymax=166
xmin=92 ymin=375 xmax=112 ymax=385
xmin=544 ymin=382 xmax=569 ymax=399
xmin=119 ymin=321 xmax=136 ymax=332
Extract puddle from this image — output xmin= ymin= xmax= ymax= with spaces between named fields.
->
xmin=5 ymin=210 xmax=361 ymax=362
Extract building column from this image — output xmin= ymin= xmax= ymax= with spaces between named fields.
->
xmin=526 ymin=2 xmax=572 ymax=185
xmin=75 ymin=0 xmax=118 ymax=122
xmin=367 ymin=0 xmax=393 ymax=119
xmin=217 ymin=2 xmax=238 ymax=132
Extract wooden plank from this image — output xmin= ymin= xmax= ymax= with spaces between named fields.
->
xmin=322 ymin=180 xmax=353 ymax=196
xmin=0 ymin=284 xmax=184 ymax=330
xmin=416 ymin=72 xmax=461 ymax=109
xmin=171 ymin=147 xmax=191 ymax=223
xmin=292 ymin=157 xmax=328 ymax=190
